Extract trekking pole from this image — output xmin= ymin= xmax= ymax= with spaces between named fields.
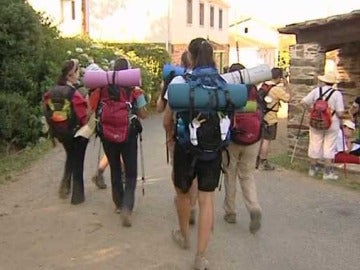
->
xmin=165 ymin=133 xmax=169 ymax=164
xmin=341 ymin=127 xmax=347 ymax=178
xmin=290 ymin=109 xmax=306 ymax=164
xmin=139 ymin=133 xmax=146 ymax=196
xmin=255 ymin=137 xmax=264 ymax=169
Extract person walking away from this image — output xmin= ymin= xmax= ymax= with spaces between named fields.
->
xmin=96 ymin=57 xmax=147 ymax=226
xmin=221 ymin=63 xmax=262 ymax=234
xmin=258 ymin=68 xmax=291 ymax=170
xmin=158 ymin=50 xmax=198 ymax=225
xmin=43 ymin=59 xmax=89 ymax=205
xmin=163 ymin=37 xmax=233 ymax=269
xmin=301 ymin=71 xmax=345 ymax=180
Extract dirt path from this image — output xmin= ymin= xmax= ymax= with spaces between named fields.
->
xmin=0 ymin=114 xmax=359 ymax=270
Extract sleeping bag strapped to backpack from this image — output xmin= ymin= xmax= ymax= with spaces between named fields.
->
xmin=43 ymin=85 xmax=79 ymax=142
xmin=309 ymin=87 xmax=336 ymax=130
xmin=96 ymin=70 xmax=141 ymax=143
xmin=230 ymin=84 xmax=263 ymax=145
xmin=168 ymin=67 xmax=248 ymax=161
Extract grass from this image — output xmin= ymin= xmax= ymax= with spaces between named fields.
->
xmin=269 ymin=152 xmax=360 ymax=191
xmin=0 ymin=139 xmax=53 ymax=184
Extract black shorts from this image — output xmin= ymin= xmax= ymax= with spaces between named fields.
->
xmin=261 ymin=122 xmax=278 ymax=140
xmin=173 ymin=143 xmax=222 ymax=193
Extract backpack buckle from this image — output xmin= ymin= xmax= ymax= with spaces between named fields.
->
xmin=126 ymin=102 xmax=132 ymax=110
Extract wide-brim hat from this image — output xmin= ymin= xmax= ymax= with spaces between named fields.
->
xmin=317 ymin=72 xmax=337 ymax=84
xmin=343 ymin=119 xmax=355 ymax=130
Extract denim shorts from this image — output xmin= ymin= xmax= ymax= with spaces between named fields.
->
xmin=173 ymin=142 xmax=221 ymax=193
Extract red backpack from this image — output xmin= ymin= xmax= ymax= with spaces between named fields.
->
xmin=96 ymin=84 xmax=135 ymax=144
xmin=230 ymin=85 xmax=262 ymax=145
xmin=309 ymin=87 xmax=336 ymax=130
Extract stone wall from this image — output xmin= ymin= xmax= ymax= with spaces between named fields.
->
xmin=288 ymin=42 xmax=360 ymax=161
xmin=287 ymin=43 xmax=325 ymax=160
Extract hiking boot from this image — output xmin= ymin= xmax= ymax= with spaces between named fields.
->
xmin=189 ymin=209 xmax=196 ymax=225
xmin=259 ymin=159 xmax=275 ymax=171
xmin=224 ymin=213 xmax=237 ymax=224
xmin=249 ymin=209 xmax=262 ymax=234
xmin=171 ymin=229 xmax=189 ymax=249
xmin=194 ymin=255 xmax=210 ymax=270
xmin=92 ymin=172 xmax=107 ymax=189
xmin=58 ymin=178 xmax=71 ymax=199
xmin=121 ymin=209 xmax=132 ymax=227
xmin=323 ymin=172 xmax=339 ymax=181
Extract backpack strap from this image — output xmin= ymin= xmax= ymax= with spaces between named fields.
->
xmin=318 ymin=87 xmax=337 ymax=116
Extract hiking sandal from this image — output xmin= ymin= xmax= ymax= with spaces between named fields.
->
xmin=171 ymin=229 xmax=189 ymax=249
xmin=194 ymin=255 xmax=210 ymax=270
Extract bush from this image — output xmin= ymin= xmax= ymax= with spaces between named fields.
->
xmin=0 ymin=92 xmax=42 ymax=152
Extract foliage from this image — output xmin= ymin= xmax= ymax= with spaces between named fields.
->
xmin=0 ymin=0 xmax=170 ymax=153
xmin=0 ymin=92 xmax=42 ymax=152
xmin=277 ymin=34 xmax=296 ymax=71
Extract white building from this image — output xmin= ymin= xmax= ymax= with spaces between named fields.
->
xmin=27 ymin=0 xmax=87 ymax=37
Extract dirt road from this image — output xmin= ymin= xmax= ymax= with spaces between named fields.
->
xmin=0 ymin=114 xmax=359 ymax=270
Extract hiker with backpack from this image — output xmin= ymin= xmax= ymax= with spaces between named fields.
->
xmin=221 ymin=63 xmax=262 ymax=233
xmin=257 ymin=68 xmax=291 ymax=170
xmin=157 ymin=50 xmax=198 ymax=226
xmin=93 ymin=57 xmax=148 ymax=227
xmin=301 ymin=71 xmax=345 ymax=180
xmin=43 ymin=59 xmax=89 ymax=205
xmin=163 ymin=37 xmax=236 ymax=270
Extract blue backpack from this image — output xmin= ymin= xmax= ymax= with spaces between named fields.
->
xmin=171 ymin=67 xmax=239 ymax=161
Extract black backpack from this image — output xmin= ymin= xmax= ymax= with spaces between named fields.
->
xmin=43 ymin=85 xmax=79 ymax=142
xmin=175 ymin=67 xmax=234 ymax=161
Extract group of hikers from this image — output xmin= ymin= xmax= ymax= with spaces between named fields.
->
xmin=43 ymin=37 xmax=359 ymax=270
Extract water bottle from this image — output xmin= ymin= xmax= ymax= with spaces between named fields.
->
xmin=176 ymin=117 xmax=187 ymax=145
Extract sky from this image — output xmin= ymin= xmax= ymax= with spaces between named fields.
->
xmin=228 ymin=0 xmax=360 ymax=27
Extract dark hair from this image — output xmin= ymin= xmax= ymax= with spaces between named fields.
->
xmin=228 ymin=63 xmax=245 ymax=72
xmin=57 ymin=59 xmax=78 ymax=85
xmin=180 ymin=50 xmax=191 ymax=69
xmin=271 ymin=68 xmax=283 ymax=79
xmin=113 ymin=57 xmax=131 ymax=71
xmin=188 ymin=37 xmax=216 ymax=68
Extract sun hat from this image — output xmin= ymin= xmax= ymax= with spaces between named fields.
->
xmin=343 ymin=119 xmax=355 ymax=130
xmin=317 ymin=71 xmax=337 ymax=84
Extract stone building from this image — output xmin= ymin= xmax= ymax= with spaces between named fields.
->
xmin=278 ymin=10 xmax=360 ymax=160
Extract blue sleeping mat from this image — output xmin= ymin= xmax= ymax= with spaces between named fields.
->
xmin=168 ymin=83 xmax=248 ymax=111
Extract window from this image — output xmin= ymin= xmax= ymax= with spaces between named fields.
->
xmin=187 ymin=0 xmax=192 ymax=24
xmin=199 ymin=3 xmax=204 ymax=26
xmin=210 ymin=6 xmax=214 ymax=27
xmin=218 ymin=9 xmax=223 ymax=29
xmin=71 ymin=0 xmax=75 ymax=20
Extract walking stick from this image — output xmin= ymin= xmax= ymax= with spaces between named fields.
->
xmin=290 ymin=109 xmax=306 ymax=164
xmin=341 ymin=127 xmax=347 ymax=178
xmin=255 ymin=137 xmax=264 ymax=169
xmin=139 ymin=133 xmax=146 ymax=196
xmin=165 ymin=133 xmax=170 ymax=164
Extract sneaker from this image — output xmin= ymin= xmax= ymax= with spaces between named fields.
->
xmin=323 ymin=172 xmax=339 ymax=180
xmin=249 ymin=209 xmax=262 ymax=234
xmin=92 ymin=173 xmax=107 ymax=189
xmin=224 ymin=213 xmax=237 ymax=224
xmin=121 ymin=210 xmax=132 ymax=227
xmin=189 ymin=209 xmax=196 ymax=225
xmin=194 ymin=255 xmax=210 ymax=270
xmin=58 ymin=178 xmax=71 ymax=199
xmin=259 ymin=159 xmax=275 ymax=171
xmin=171 ymin=229 xmax=189 ymax=249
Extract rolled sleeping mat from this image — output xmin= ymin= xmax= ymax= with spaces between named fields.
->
xmin=83 ymin=68 xmax=142 ymax=89
xmin=221 ymin=64 xmax=272 ymax=85
xmin=168 ymin=83 xmax=248 ymax=111
xmin=163 ymin=64 xmax=186 ymax=79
